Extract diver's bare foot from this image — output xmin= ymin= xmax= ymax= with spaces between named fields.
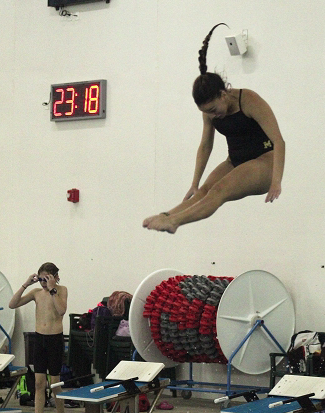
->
xmin=146 ymin=215 xmax=178 ymax=234
xmin=143 ymin=215 xmax=160 ymax=228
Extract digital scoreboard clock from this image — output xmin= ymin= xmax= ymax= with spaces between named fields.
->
xmin=50 ymin=79 xmax=107 ymax=122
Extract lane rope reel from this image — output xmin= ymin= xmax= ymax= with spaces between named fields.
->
xmin=143 ymin=275 xmax=233 ymax=363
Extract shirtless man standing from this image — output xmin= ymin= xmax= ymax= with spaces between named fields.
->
xmin=9 ymin=262 xmax=68 ymax=413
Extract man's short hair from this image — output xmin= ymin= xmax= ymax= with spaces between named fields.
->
xmin=38 ymin=262 xmax=59 ymax=276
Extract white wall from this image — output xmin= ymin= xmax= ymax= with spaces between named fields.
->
xmin=1 ymin=0 xmax=324 ymax=394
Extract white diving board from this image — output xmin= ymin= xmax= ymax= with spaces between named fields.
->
xmin=106 ymin=361 xmax=165 ymax=383
xmin=270 ymin=375 xmax=325 ymax=400
xmin=0 ymin=354 xmax=14 ymax=371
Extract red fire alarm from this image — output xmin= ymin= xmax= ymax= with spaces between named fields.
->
xmin=67 ymin=188 xmax=79 ymax=203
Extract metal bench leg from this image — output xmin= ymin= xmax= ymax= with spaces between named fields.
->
xmin=148 ymin=388 xmax=164 ymax=413
xmin=1 ymin=376 xmax=21 ymax=408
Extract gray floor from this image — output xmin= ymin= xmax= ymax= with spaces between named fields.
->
xmin=1 ymin=387 xmax=232 ymax=413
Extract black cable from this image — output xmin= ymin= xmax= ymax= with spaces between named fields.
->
xmin=59 ymin=7 xmax=71 ymax=17
xmin=42 ymin=93 xmax=51 ymax=107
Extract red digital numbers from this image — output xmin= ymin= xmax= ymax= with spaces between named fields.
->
xmin=53 ymin=88 xmax=64 ymax=117
xmin=52 ymin=82 xmax=103 ymax=119
xmin=84 ymin=85 xmax=100 ymax=114
xmin=65 ymin=87 xmax=75 ymax=116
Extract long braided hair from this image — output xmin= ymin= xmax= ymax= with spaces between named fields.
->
xmin=193 ymin=23 xmax=229 ymax=106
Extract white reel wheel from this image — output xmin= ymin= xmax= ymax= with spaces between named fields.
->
xmin=216 ymin=270 xmax=295 ymax=374
xmin=129 ymin=268 xmax=184 ymax=368
xmin=0 ymin=271 xmax=15 ymax=350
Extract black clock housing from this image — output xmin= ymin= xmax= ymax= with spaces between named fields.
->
xmin=48 ymin=0 xmax=109 ymax=9
xmin=50 ymin=79 xmax=107 ymax=122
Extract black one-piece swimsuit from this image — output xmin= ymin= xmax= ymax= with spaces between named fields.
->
xmin=213 ymin=89 xmax=273 ymax=167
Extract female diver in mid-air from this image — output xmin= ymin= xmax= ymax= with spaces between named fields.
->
xmin=143 ymin=23 xmax=285 ymax=234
